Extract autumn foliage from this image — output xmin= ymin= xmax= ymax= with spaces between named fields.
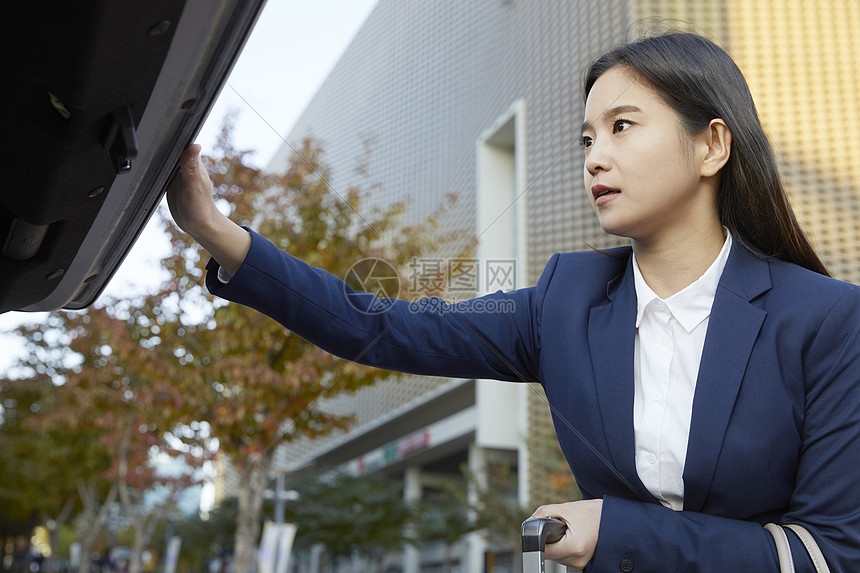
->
xmin=155 ymin=124 xmax=469 ymax=571
xmin=1 ymin=121 xmax=469 ymax=571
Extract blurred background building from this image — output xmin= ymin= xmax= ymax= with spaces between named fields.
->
xmin=231 ymin=0 xmax=860 ymax=570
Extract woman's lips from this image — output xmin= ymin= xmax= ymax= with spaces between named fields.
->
xmin=591 ymin=184 xmax=621 ymax=206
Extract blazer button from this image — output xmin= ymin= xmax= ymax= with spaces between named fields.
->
xmin=619 ymin=553 xmax=634 ymax=571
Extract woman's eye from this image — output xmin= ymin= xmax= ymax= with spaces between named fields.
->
xmin=578 ymin=135 xmax=593 ymax=149
xmin=613 ymin=119 xmax=632 ymax=133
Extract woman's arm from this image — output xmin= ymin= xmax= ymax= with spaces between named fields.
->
xmin=167 ymin=146 xmax=553 ymax=381
xmin=204 ymin=228 xmax=546 ymax=382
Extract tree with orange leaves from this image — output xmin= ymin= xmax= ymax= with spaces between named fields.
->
xmin=3 ymin=299 xmax=211 ymax=573
xmin=157 ymin=121 xmax=470 ymax=572
xmin=2 ymin=121 xmax=468 ymax=573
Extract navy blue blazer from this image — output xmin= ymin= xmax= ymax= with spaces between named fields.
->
xmin=207 ymin=229 xmax=860 ymax=572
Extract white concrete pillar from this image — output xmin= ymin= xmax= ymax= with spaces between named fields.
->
xmin=309 ymin=544 xmax=323 ymax=573
xmin=403 ymin=465 xmax=422 ymax=573
xmin=466 ymin=444 xmax=489 ymax=572
xmin=518 ymin=383 xmax=531 ymax=510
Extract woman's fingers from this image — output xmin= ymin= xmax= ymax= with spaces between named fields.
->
xmin=166 ymin=144 xmax=251 ymax=276
xmin=529 ymin=500 xmax=603 ymax=571
xmin=167 ymin=144 xmax=218 ymax=236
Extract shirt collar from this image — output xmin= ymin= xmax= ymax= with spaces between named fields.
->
xmin=633 ymin=231 xmax=733 ymax=332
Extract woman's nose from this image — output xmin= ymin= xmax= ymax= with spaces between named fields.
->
xmin=584 ymin=141 xmax=611 ymax=176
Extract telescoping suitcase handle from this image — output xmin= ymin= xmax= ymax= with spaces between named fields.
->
xmin=522 ymin=517 xmax=568 ymax=573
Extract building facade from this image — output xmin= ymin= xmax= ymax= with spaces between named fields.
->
xmin=264 ymin=1 xmax=860 ymax=571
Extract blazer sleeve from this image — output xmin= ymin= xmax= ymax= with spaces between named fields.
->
xmin=591 ymin=289 xmax=860 ymax=573
xmin=205 ymin=228 xmax=548 ymax=383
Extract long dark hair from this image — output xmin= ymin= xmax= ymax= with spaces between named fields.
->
xmin=584 ymin=32 xmax=830 ymax=276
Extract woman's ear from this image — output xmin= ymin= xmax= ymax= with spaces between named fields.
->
xmin=699 ymin=119 xmax=732 ymax=178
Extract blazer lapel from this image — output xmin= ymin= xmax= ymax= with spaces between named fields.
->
xmin=682 ymin=243 xmax=771 ymax=512
xmin=589 ymin=254 xmax=655 ymax=501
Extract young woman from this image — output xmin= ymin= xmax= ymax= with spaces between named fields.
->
xmin=168 ymin=33 xmax=860 ymax=572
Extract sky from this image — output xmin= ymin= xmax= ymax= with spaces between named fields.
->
xmin=0 ymin=0 xmax=379 ymax=374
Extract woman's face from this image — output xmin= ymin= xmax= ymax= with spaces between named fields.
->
xmin=581 ymin=66 xmax=707 ymax=243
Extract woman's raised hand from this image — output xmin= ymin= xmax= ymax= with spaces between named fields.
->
xmin=167 ymin=144 xmax=251 ymax=277
xmin=167 ymin=144 xmax=220 ymax=237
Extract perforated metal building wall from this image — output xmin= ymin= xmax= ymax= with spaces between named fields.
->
xmin=269 ymin=0 xmax=637 ymax=484
xmin=724 ymin=0 xmax=860 ymax=281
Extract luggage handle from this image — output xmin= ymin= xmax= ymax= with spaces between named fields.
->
xmin=522 ymin=517 xmax=568 ymax=573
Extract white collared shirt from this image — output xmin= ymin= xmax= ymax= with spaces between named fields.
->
xmin=631 ymin=232 xmax=732 ymax=510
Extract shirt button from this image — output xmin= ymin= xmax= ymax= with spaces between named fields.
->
xmin=659 ymin=335 xmax=669 ymax=345
xmin=656 ymin=301 xmax=666 ymax=311
xmin=648 ymin=454 xmax=657 ymax=464
xmin=655 ymin=392 xmax=663 ymax=402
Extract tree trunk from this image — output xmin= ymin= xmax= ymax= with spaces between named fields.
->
xmin=126 ymin=507 xmax=163 ymax=573
xmin=127 ymin=527 xmax=148 ymax=573
xmin=117 ymin=472 xmax=168 ymax=573
xmin=46 ymin=526 xmax=60 ymax=573
xmin=42 ymin=494 xmax=76 ymax=573
xmin=317 ymin=549 xmax=327 ymax=573
xmin=233 ymin=456 xmax=271 ymax=573
xmin=76 ymin=480 xmax=118 ymax=573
